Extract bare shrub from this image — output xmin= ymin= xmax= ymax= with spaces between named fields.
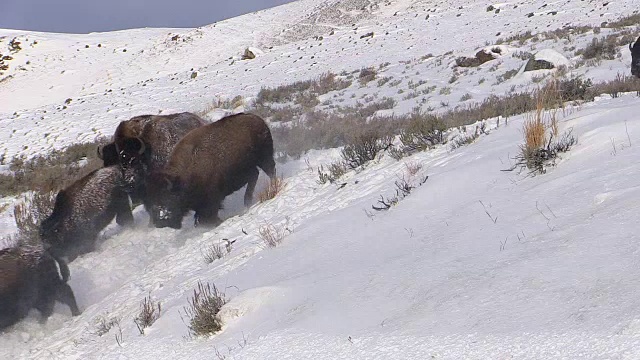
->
xmin=496 ymin=69 xmax=518 ymax=84
xmin=496 ymin=30 xmax=535 ymax=45
xmin=577 ymin=37 xmax=618 ymax=60
xmin=257 ymin=176 xmax=286 ymax=203
xmin=450 ymin=131 xmax=480 ymax=150
xmin=1 ymin=139 xmax=106 ymax=196
xmin=259 ymin=221 xmax=292 ymax=248
xmin=603 ymin=14 xmax=640 ymax=29
xmin=184 ymin=282 xmax=226 ymax=337
xmin=201 ymin=243 xmax=225 ymax=263
xmin=134 ymin=295 xmax=161 ymax=335
xmin=553 ymin=76 xmax=594 ymax=102
xmin=341 ymin=132 xmax=393 ymax=169
xmin=254 ymin=72 xmax=351 ymax=105
xmin=399 ymin=111 xmax=446 ymax=153
xmin=94 ymin=316 xmax=120 ymax=336
xmin=589 ymin=73 xmax=640 ymax=98
xmin=372 ymin=174 xmax=428 ymax=211
xmin=317 ymin=161 xmax=348 ymax=184
xmin=377 ymin=76 xmax=393 ymax=87
xmin=358 ymin=67 xmax=377 ymax=85
xmin=196 ymin=95 xmax=244 ymax=116
xmin=13 ymin=191 xmax=56 ymax=246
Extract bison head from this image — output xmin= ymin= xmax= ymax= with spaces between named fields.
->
xmin=630 ymin=37 xmax=640 ymax=78
xmin=97 ymin=143 xmax=119 ymax=167
xmin=145 ymin=172 xmax=186 ymax=229
xmin=39 ymin=194 xmax=67 ymax=253
xmin=114 ymin=137 xmax=147 ymax=194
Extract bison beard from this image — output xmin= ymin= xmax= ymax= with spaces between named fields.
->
xmin=146 ymin=113 xmax=276 ymax=229
xmin=0 ymin=247 xmax=81 ymax=330
xmin=40 ymin=166 xmax=133 ymax=261
xmin=630 ymin=36 xmax=640 ymax=78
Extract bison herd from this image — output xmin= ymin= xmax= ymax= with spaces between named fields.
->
xmin=3 ymin=34 xmax=638 ymax=334
xmin=1 ymin=111 xmax=276 ymax=332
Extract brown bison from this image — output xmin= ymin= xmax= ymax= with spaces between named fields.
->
xmin=97 ymin=112 xmax=208 ymax=215
xmin=40 ymin=166 xmax=133 ymax=261
xmin=145 ymin=113 xmax=276 ymax=229
xmin=630 ymin=36 xmax=640 ymax=78
xmin=0 ymin=246 xmax=81 ymax=330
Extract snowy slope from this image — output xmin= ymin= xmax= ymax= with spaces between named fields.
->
xmin=2 ymin=0 xmax=640 ymax=359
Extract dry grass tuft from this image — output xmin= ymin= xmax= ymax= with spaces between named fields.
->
xmin=183 ymin=281 xmax=227 ymax=337
xmin=134 ymin=295 xmax=161 ymax=335
xmin=257 ymin=177 xmax=286 ymax=203
xmin=259 ymin=222 xmax=292 ymax=248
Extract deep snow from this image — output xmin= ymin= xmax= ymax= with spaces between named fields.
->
xmin=2 ymin=0 xmax=640 ymax=359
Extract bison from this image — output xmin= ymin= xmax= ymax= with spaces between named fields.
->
xmin=40 ymin=166 xmax=133 ymax=261
xmin=0 ymin=246 xmax=81 ymax=330
xmin=630 ymin=36 xmax=640 ymax=78
xmin=97 ymin=112 xmax=208 ymax=216
xmin=97 ymin=142 xmax=119 ymax=167
xmin=145 ymin=113 xmax=276 ymax=229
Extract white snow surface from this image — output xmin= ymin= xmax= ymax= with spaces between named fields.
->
xmin=2 ymin=0 xmax=640 ymax=359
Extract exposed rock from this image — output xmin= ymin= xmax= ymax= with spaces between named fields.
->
xmin=242 ymin=48 xmax=256 ymax=60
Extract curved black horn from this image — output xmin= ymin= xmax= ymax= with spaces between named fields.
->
xmin=136 ymin=137 xmax=146 ymax=155
xmin=97 ymin=145 xmax=104 ymax=160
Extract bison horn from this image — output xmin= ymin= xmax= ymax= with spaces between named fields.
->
xmin=631 ymin=42 xmax=634 ymax=51
xmin=97 ymin=145 xmax=104 ymax=160
xmin=136 ymin=137 xmax=146 ymax=155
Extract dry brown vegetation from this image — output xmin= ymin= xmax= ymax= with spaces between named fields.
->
xmin=8 ymin=191 xmax=57 ymax=247
xmin=257 ymin=176 xmax=286 ymax=203
xmin=259 ymin=222 xmax=291 ymax=248
xmin=0 ymin=139 xmax=106 ymax=196
xmin=183 ymin=282 xmax=226 ymax=337
xmin=134 ymin=295 xmax=162 ymax=335
xmin=509 ymin=85 xmax=577 ymax=175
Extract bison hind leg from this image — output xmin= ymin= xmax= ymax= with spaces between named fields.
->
xmin=259 ymin=155 xmax=277 ymax=180
xmin=244 ymin=167 xmax=260 ymax=207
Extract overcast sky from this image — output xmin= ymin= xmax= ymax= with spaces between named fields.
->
xmin=0 ymin=0 xmax=298 ymax=34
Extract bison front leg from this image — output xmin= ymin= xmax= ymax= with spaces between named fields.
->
xmin=35 ymin=296 xmax=56 ymax=324
xmin=115 ymin=194 xmax=134 ymax=227
xmin=56 ymin=283 xmax=81 ymax=316
xmin=244 ymin=167 xmax=260 ymax=207
xmin=194 ymin=200 xmax=223 ymax=228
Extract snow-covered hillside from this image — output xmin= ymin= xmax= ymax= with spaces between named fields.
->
xmin=2 ymin=0 xmax=640 ymax=358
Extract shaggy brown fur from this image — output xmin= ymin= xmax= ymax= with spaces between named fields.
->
xmin=630 ymin=36 xmax=640 ymax=78
xmin=98 ymin=112 xmax=208 ymax=216
xmin=145 ymin=113 xmax=276 ymax=229
xmin=40 ymin=166 xmax=133 ymax=261
xmin=0 ymin=246 xmax=80 ymax=330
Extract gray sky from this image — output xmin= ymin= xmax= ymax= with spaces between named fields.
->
xmin=0 ymin=0 xmax=297 ymax=34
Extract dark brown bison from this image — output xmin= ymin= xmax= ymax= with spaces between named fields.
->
xmin=145 ymin=113 xmax=276 ymax=229
xmin=97 ymin=142 xmax=119 ymax=167
xmin=631 ymin=36 xmax=640 ymax=78
xmin=40 ymin=166 xmax=133 ymax=261
xmin=97 ymin=112 xmax=208 ymax=216
xmin=0 ymin=246 xmax=81 ymax=330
